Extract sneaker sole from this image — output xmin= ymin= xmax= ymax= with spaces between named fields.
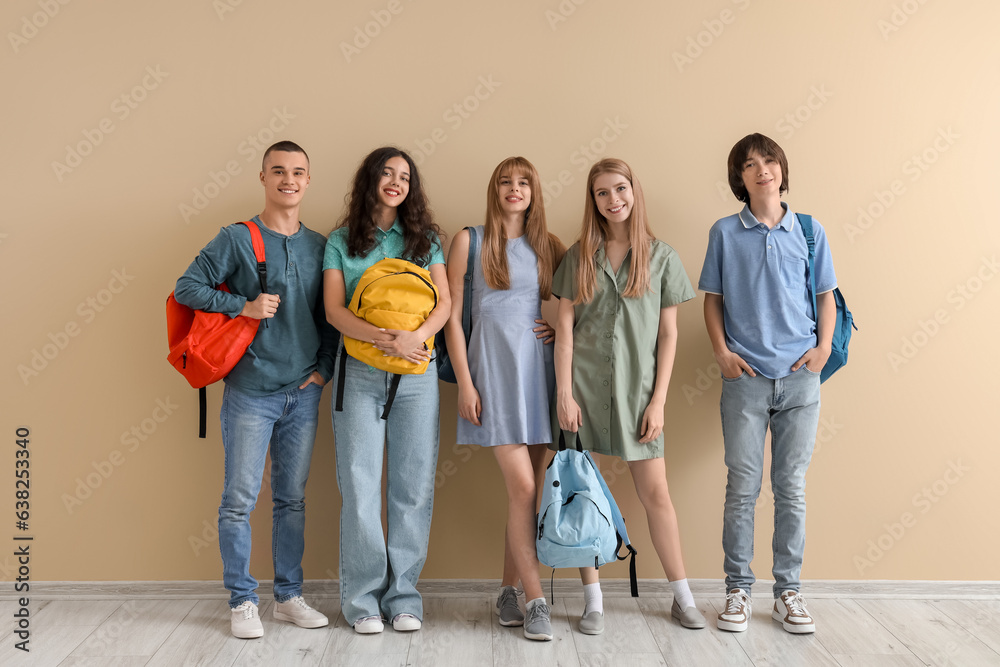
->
xmin=772 ymin=609 xmax=815 ymax=633
xmin=717 ymin=618 xmax=748 ymax=632
xmin=273 ymin=610 xmax=329 ymax=628
xmin=232 ymin=627 xmax=264 ymax=639
xmin=498 ymin=617 xmax=524 ymax=627
xmin=523 ymin=630 xmax=553 ymax=641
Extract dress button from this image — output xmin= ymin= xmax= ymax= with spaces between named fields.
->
xmin=602 ymin=428 xmax=608 ymax=434
xmin=603 ymin=404 xmax=609 ymax=410
xmin=604 ymin=356 xmax=611 ymax=362
xmin=603 ymin=380 xmax=609 ymax=386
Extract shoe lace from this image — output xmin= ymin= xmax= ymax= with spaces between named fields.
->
xmin=288 ymin=596 xmax=310 ymax=610
xmin=499 ymin=587 xmax=521 ymax=609
xmin=236 ymin=602 xmax=255 ymax=619
xmin=784 ymin=592 xmax=807 ymax=616
xmin=526 ymin=603 xmax=549 ymax=625
xmin=725 ymin=591 xmax=750 ymax=614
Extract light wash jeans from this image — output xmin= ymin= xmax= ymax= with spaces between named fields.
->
xmin=720 ymin=367 xmax=821 ymax=598
xmin=218 ymin=382 xmax=323 ymax=608
xmin=332 ymin=350 xmax=440 ymax=625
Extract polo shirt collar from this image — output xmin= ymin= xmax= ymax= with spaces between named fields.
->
xmin=737 ymin=202 xmax=795 ymax=232
xmin=377 ymin=218 xmax=404 ymax=237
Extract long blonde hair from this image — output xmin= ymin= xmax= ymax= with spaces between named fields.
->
xmin=574 ymin=158 xmax=654 ymax=304
xmin=482 ymin=157 xmax=564 ymax=299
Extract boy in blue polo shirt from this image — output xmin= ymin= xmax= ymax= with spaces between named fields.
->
xmin=698 ymin=133 xmax=837 ymax=635
xmin=174 ymin=141 xmax=335 ymax=639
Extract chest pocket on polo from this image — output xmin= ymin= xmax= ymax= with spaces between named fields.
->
xmin=780 ymin=256 xmax=808 ymax=291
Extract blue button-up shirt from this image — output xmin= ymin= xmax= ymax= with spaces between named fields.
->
xmin=698 ymin=203 xmax=837 ymax=379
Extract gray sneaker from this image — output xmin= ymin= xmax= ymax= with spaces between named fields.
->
xmin=579 ymin=610 xmax=604 ymax=635
xmin=495 ymin=586 xmax=524 ymax=627
xmin=523 ymin=601 xmax=553 ymax=641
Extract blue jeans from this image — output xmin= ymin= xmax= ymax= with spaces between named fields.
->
xmin=720 ymin=367 xmax=821 ymax=598
xmin=218 ymin=382 xmax=323 ymax=608
xmin=332 ymin=351 xmax=440 ymax=625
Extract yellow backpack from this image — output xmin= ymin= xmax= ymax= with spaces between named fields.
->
xmin=336 ymin=257 xmax=440 ymax=420
xmin=343 ymin=257 xmax=439 ymax=374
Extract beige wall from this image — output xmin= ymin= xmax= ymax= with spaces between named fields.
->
xmin=4 ymin=0 xmax=997 ymax=586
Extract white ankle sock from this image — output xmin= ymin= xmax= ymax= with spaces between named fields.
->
xmin=583 ymin=582 xmax=603 ymax=615
xmin=670 ymin=578 xmax=695 ymax=610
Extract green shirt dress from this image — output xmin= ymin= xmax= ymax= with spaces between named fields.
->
xmin=551 ymin=240 xmax=695 ymax=461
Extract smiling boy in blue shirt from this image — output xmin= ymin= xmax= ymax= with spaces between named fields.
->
xmin=699 ymin=133 xmax=837 ymax=635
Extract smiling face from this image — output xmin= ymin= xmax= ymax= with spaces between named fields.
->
xmin=376 ymin=156 xmax=410 ymax=212
xmin=497 ymin=169 xmax=531 ymax=217
xmin=591 ymin=171 xmax=635 ymax=225
xmin=740 ymin=150 xmax=783 ymax=203
xmin=260 ymin=150 xmax=310 ymax=209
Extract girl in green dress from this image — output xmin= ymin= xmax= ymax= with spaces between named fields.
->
xmin=553 ymin=158 xmax=704 ymax=634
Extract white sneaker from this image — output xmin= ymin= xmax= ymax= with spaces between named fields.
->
xmin=392 ymin=613 xmax=422 ymax=631
xmin=273 ymin=596 xmax=329 ymax=628
xmin=231 ymin=601 xmax=264 ymax=639
xmin=717 ymin=589 xmax=751 ymax=632
xmin=772 ymin=590 xmax=815 ymax=634
xmin=354 ymin=615 xmax=384 ymax=634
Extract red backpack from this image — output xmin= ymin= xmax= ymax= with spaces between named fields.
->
xmin=166 ymin=220 xmax=267 ymax=437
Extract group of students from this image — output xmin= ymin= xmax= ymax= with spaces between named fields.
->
xmin=173 ymin=132 xmax=838 ymax=642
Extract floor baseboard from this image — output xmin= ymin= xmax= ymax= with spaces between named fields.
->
xmin=8 ymin=579 xmax=999 ymax=601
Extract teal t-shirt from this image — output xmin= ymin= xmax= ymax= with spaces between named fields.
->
xmin=323 ymin=219 xmax=445 ymax=304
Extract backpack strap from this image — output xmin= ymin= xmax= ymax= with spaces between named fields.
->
xmin=797 ymin=214 xmax=819 ymax=323
xmin=462 ymin=226 xmax=478 ymax=335
xmin=333 ymin=338 xmax=403 ymax=420
xmin=335 ymin=340 xmax=348 ymax=413
xmin=585 ymin=452 xmax=638 ymax=597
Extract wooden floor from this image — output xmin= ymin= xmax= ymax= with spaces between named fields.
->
xmin=3 ymin=580 xmax=999 ymax=666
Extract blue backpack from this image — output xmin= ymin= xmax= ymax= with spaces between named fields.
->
xmin=799 ymin=214 xmax=857 ymax=383
xmin=536 ymin=432 xmax=638 ymax=596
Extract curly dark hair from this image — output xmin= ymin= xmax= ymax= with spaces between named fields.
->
xmin=338 ymin=146 xmax=443 ymax=262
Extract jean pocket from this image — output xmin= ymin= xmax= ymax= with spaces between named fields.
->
xmin=721 ymin=371 xmax=747 ymax=382
xmin=800 ymin=365 xmax=821 ymax=376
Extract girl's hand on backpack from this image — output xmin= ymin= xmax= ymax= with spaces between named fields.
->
xmin=458 ymin=383 xmax=482 ymax=425
xmin=638 ymin=400 xmax=665 ymax=443
xmin=557 ymin=394 xmax=583 ymax=432
xmin=375 ymin=328 xmax=431 ymax=363
xmin=533 ymin=319 xmax=556 ymax=345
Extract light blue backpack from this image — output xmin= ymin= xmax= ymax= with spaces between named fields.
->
xmin=536 ymin=432 xmax=638 ymax=596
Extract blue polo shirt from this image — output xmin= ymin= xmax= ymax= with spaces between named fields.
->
xmin=698 ymin=203 xmax=837 ymax=379
xmin=323 ymin=220 xmax=445 ymax=305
